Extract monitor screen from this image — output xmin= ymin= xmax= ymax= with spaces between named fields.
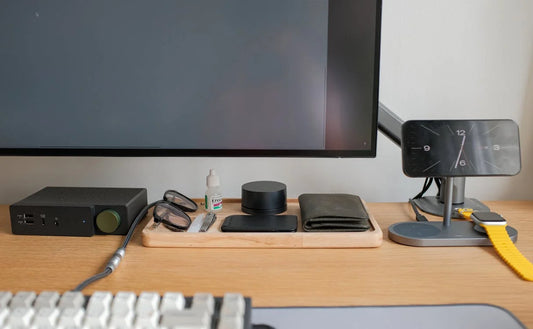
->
xmin=0 ymin=0 xmax=381 ymax=157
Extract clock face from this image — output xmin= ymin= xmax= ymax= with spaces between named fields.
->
xmin=402 ymin=120 xmax=521 ymax=177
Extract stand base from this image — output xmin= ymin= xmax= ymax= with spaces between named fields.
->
xmin=412 ymin=196 xmax=490 ymax=219
xmin=388 ymin=221 xmax=517 ymax=247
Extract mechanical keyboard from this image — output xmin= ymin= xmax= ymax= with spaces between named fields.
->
xmin=0 ymin=291 xmax=252 ymax=329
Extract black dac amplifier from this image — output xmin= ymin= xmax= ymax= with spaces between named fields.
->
xmin=10 ymin=187 xmax=148 ymax=236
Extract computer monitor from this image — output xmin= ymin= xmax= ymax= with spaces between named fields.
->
xmin=0 ymin=0 xmax=381 ymax=157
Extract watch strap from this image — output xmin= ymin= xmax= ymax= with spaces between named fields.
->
xmin=483 ymin=224 xmax=533 ymax=281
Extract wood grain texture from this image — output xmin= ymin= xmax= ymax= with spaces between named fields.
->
xmin=142 ymin=199 xmax=382 ymax=248
xmin=1 ymin=201 xmax=532 ymax=326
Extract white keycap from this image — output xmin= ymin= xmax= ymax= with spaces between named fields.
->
xmin=33 ymin=325 xmax=59 ymax=329
xmin=112 ymin=292 xmax=136 ymax=313
xmin=84 ymin=309 xmax=110 ymax=328
xmin=160 ymin=309 xmax=210 ymax=329
xmin=220 ymin=293 xmax=245 ymax=316
xmin=133 ymin=308 xmax=160 ymax=329
xmin=160 ymin=292 xmax=185 ymax=314
xmin=58 ymin=307 xmax=84 ymax=328
xmin=135 ymin=292 xmax=160 ymax=316
xmin=8 ymin=306 xmax=35 ymax=327
xmin=58 ymin=292 xmax=85 ymax=310
xmin=217 ymin=314 xmax=244 ymax=329
xmin=32 ymin=306 xmax=60 ymax=327
xmin=34 ymin=291 xmax=60 ymax=309
xmin=191 ymin=293 xmax=215 ymax=315
xmin=10 ymin=291 xmax=36 ymax=308
xmin=109 ymin=291 xmax=136 ymax=328
xmin=109 ymin=309 xmax=134 ymax=329
xmin=83 ymin=291 xmax=113 ymax=327
xmin=84 ymin=316 xmax=110 ymax=328
xmin=0 ymin=292 xmax=13 ymax=308
xmin=87 ymin=291 xmax=113 ymax=310
xmin=84 ymin=303 xmax=110 ymax=327
xmin=134 ymin=292 xmax=160 ymax=329
xmin=0 ymin=307 xmax=8 ymax=326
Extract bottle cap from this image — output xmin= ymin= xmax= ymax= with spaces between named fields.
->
xmin=206 ymin=169 xmax=220 ymax=187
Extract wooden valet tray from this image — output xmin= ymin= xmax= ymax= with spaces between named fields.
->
xmin=142 ymin=199 xmax=382 ymax=248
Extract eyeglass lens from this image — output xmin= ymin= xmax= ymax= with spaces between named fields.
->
xmin=163 ymin=190 xmax=198 ymax=212
xmin=154 ymin=202 xmax=191 ymax=229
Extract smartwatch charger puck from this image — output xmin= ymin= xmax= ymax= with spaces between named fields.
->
xmin=241 ymin=181 xmax=287 ymax=215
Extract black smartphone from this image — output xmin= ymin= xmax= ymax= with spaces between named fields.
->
xmin=221 ymin=215 xmax=298 ymax=232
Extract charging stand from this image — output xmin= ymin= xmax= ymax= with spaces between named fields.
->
xmin=378 ymin=104 xmax=519 ymax=246
xmin=388 ymin=177 xmax=517 ymax=247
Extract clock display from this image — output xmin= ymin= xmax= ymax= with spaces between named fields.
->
xmin=402 ymin=120 xmax=521 ymax=177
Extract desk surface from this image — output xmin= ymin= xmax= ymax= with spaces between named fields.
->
xmin=1 ymin=201 xmax=532 ymax=326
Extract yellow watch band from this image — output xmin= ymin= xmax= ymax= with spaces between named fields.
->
xmin=482 ymin=224 xmax=533 ymax=281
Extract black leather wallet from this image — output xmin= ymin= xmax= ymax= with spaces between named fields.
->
xmin=298 ymin=194 xmax=371 ymax=232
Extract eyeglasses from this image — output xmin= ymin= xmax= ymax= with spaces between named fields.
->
xmin=153 ymin=190 xmax=198 ymax=231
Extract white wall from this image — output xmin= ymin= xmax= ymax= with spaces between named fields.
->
xmin=1 ymin=0 xmax=532 ymax=204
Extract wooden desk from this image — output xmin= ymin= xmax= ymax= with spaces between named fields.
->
xmin=1 ymin=201 xmax=532 ymax=326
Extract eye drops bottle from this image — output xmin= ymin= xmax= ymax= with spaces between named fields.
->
xmin=205 ymin=169 xmax=222 ymax=212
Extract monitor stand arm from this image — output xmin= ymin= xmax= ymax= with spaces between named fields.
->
xmin=378 ymin=103 xmax=489 ymax=218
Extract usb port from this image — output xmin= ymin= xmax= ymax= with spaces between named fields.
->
xmin=20 ymin=214 xmax=35 ymax=224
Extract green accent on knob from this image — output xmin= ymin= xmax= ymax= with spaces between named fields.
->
xmin=96 ymin=209 xmax=121 ymax=233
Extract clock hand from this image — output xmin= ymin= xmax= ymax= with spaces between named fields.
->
xmin=454 ymin=134 xmax=466 ymax=169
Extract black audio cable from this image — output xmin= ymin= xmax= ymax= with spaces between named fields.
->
xmin=73 ymin=201 xmax=159 ymax=292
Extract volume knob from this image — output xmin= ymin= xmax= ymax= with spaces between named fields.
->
xmin=96 ymin=209 xmax=121 ymax=233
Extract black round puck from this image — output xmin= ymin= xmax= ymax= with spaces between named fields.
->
xmin=241 ymin=181 xmax=287 ymax=215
